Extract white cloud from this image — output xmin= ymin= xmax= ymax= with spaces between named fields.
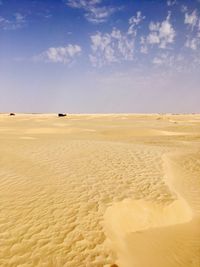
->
xmin=144 ymin=13 xmax=176 ymax=49
xmin=89 ymin=11 xmax=144 ymax=67
xmin=149 ymin=21 xmax=160 ymax=31
xmin=0 ymin=13 xmax=26 ymax=30
xmin=129 ymin=11 xmax=145 ymax=26
xmin=153 ymin=57 xmax=164 ymax=65
xmin=140 ymin=36 xmax=148 ymax=53
xmin=90 ymin=29 xmax=135 ymax=67
xmin=35 ymin=44 xmax=82 ymax=64
xmin=184 ymin=10 xmax=198 ymax=29
xmin=185 ymin=38 xmax=198 ymax=50
xmin=66 ymin=0 xmax=120 ymax=23
xmin=159 ymin=17 xmax=175 ymax=46
xmin=128 ymin=11 xmax=145 ymax=35
xmin=147 ymin=32 xmax=160 ymax=44
xmin=181 ymin=5 xmax=188 ymax=13
xmin=152 ymin=53 xmax=172 ymax=66
xmin=167 ymin=0 xmax=177 ymax=7
xmin=184 ymin=10 xmax=200 ymax=50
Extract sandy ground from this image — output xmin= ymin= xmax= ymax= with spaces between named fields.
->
xmin=0 ymin=113 xmax=200 ymax=267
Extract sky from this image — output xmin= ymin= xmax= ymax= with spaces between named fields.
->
xmin=0 ymin=0 xmax=200 ymax=113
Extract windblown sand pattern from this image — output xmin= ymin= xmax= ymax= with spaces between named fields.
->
xmin=0 ymin=114 xmax=200 ymax=267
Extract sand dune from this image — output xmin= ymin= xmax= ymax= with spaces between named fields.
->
xmin=104 ymin=152 xmax=200 ymax=267
xmin=0 ymin=114 xmax=200 ymax=266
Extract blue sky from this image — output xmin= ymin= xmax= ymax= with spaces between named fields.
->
xmin=0 ymin=0 xmax=200 ymax=113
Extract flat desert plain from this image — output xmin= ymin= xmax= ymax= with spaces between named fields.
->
xmin=0 ymin=114 xmax=200 ymax=267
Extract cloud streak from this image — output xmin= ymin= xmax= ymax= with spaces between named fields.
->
xmin=66 ymin=0 xmax=121 ymax=23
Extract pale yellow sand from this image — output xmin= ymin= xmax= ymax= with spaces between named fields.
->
xmin=0 ymin=114 xmax=200 ymax=267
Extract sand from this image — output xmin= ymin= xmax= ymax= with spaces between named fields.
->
xmin=0 ymin=113 xmax=200 ymax=267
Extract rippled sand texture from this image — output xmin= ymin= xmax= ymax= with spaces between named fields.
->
xmin=0 ymin=114 xmax=200 ymax=267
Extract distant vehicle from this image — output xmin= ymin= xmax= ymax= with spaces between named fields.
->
xmin=58 ymin=113 xmax=67 ymax=117
xmin=9 ymin=113 xmax=15 ymax=116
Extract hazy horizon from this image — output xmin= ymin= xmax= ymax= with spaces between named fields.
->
xmin=1 ymin=0 xmax=200 ymax=113
xmin=1 ymin=112 xmax=200 ymax=115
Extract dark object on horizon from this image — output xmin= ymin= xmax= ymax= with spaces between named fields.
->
xmin=9 ymin=113 xmax=15 ymax=116
xmin=58 ymin=113 xmax=67 ymax=117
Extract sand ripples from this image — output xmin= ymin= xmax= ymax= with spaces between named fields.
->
xmin=0 ymin=114 xmax=200 ymax=266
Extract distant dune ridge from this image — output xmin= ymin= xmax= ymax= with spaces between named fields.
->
xmin=0 ymin=113 xmax=200 ymax=267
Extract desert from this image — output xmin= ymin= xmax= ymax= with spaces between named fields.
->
xmin=0 ymin=113 xmax=200 ymax=267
